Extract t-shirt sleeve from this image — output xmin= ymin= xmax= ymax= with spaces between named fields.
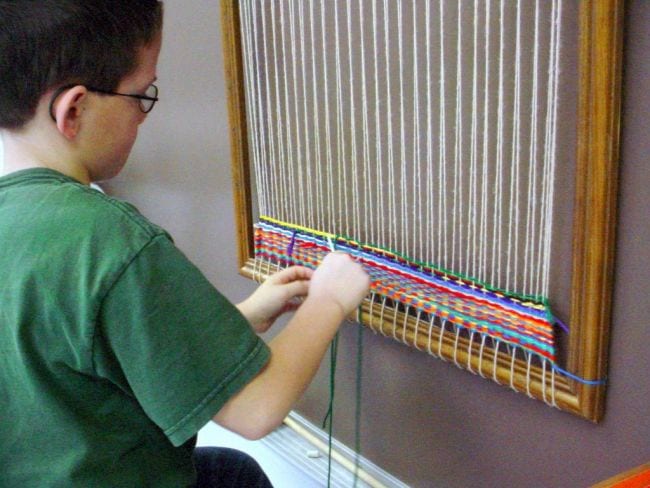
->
xmin=94 ymin=234 xmax=270 ymax=446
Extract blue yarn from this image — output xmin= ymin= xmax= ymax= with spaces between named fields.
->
xmin=551 ymin=364 xmax=608 ymax=386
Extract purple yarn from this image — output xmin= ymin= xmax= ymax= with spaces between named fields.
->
xmin=554 ymin=316 xmax=570 ymax=334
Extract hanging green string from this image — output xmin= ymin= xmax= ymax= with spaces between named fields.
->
xmin=322 ymin=309 xmax=364 ymax=487
xmin=353 ymin=321 xmax=364 ymax=487
xmin=322 ymin=332 xmax=339 ymax=488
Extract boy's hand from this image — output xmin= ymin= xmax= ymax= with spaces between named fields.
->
xmin=307 ymin=252 xmax=370 ymax=319
xmin=237 ymin=266 xmax=313 ymax=333
xmin=216 ymin=253 xmax=369 ymax=438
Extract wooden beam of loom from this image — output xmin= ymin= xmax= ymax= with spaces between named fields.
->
xmin=220 ymin=0 xmax=624 ymax=422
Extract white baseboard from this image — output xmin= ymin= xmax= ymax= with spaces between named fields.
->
xmin=259 ymin=412 xmax=410 ymax=488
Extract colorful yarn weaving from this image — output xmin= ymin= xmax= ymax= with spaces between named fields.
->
xmin=255 ymin=216 xmax=557 ymax=363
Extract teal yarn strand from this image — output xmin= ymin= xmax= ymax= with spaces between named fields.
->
xmin=353 ymin=321 xmax=364 ymax=487
xmin=323 ymin=332 xmax=339 ymax=488
xmin=322 ymin=319 xmax=365 ymax=488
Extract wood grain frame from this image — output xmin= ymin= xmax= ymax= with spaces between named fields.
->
xmin=220 ymin=0 xmax=624 ymax=422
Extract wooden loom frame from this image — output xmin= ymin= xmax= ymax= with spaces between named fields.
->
xmin=220 ymin=0 xmax=624 ymax=422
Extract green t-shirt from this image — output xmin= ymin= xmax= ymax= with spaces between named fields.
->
xmin=0 ymin=169 xmax=270 ymax=487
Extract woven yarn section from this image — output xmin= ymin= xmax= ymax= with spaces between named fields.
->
xmin=255 ymin=217 xmax=557 ymax=363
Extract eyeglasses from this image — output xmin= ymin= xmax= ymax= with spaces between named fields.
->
xmin=48 ymin=83 xmax=159 ymax=121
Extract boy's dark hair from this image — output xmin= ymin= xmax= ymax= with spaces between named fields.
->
xmin=0 ymin=0 xmax=163 ymax=129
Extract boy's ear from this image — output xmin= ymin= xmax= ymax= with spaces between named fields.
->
xmin=52 ymin=86 xmax=88 ymax=140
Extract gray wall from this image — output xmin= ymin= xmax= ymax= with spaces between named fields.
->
xmin=107 ymin=2 xmax=650 ymax=487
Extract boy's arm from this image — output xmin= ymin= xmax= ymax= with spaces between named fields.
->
xmin=214 ymin=253 xmax=369 ymax=440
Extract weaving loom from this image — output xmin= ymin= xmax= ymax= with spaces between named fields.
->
xmin=220 ymin=0 xmax=623 ymax=421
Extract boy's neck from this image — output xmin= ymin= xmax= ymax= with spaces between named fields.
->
xmin=1 ymin=129 xmax=90 ymax=184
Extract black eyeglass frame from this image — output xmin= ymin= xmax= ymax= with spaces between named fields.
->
xmin=48 ymin=83 xmax=159 ymax=121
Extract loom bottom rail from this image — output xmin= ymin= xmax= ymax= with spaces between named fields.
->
xmin=243 ymin=254 xmax=580 ymax=415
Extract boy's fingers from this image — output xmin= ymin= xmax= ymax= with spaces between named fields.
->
xmin=283 ymin=280 xmax=310 ymax=299
xmin=270 ymin=266 xmax=314 ymax=284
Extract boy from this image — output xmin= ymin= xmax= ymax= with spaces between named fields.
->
xmin=0 ymin=1 xmax=370 ymax=486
